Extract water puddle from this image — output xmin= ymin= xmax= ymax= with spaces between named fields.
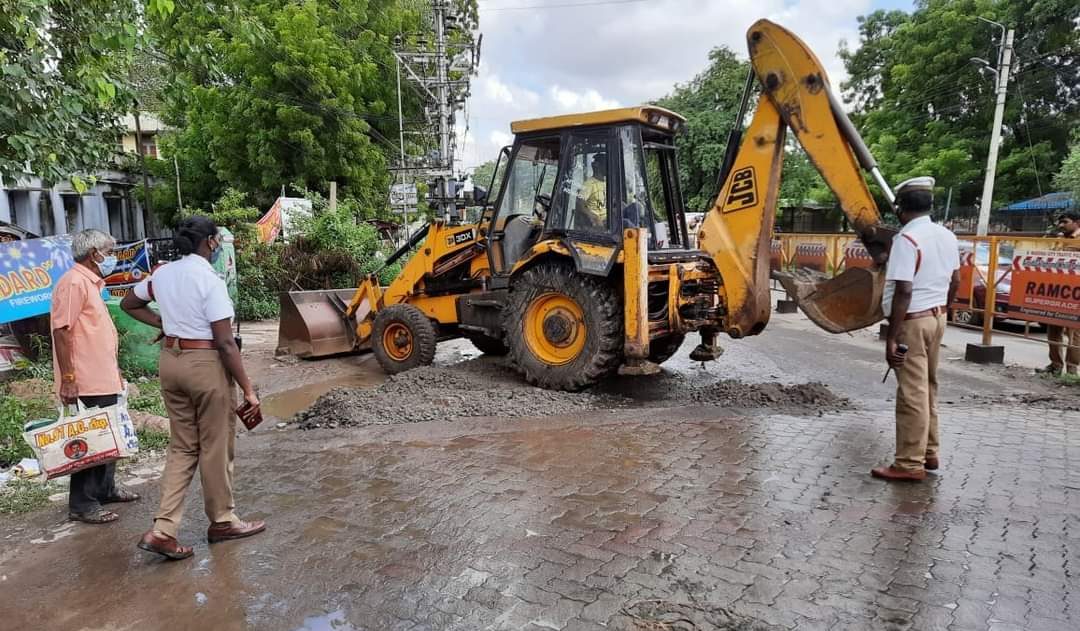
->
xmin=263 ymin=367 xmax=385 ymax=419
xmin=293 ymin=610 xmax=355 ymax=631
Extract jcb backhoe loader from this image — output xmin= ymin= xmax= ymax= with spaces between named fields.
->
xmin=277 ymin=19 xmax=899 ymax=391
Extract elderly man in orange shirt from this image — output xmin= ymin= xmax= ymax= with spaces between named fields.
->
xmin=51 ymin=229 xmax=140 ymax=524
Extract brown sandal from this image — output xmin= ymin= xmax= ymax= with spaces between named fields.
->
xmin=102 ymin=487 xmax=140 ymax=503
xmin=69 ymin=509 xmax=119 ymax=524
xmin=138 ymin=530 xmax=194 ymax=560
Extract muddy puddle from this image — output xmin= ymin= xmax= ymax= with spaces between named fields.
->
xmin=293 ymin=356 xmax=849 ymax=429
xmin=263 ymin=365 xmax=385 ymax=419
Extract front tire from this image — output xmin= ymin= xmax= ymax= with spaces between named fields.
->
xmin=505 ymin=263 xmax=622 ymax=391
xmin=371 ymin=304 xmax=437 ymax=374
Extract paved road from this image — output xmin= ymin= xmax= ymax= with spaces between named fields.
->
xmin=1 ymin=314 xmax=1076 ymax=631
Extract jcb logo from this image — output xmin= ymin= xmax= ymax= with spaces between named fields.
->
xmin=445 ymin=229 xmax=475 ymax=247
xmin=723 ymin=167 xmax=757 ymax=213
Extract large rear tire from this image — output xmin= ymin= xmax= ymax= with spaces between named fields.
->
xmin=467 ymin=333 xmax=509 ymax=356
xmin=372 ymin=304 xmax=437 ymax=374
xmin=648 ymin=333 xmax=686 ymax=364
xmin=505 ymin=263 xmax=622 ymax=391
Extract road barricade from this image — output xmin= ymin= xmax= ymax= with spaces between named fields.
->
xmin=842 ymin=241 xmax=874 ymax=270
xmin=1008 ymin=248 xmax=1080 ymax=327
xmin=775 ymin=232 xmax=1080 ymax=364
xmin=792 ymin=242 xmax=828 ymax=272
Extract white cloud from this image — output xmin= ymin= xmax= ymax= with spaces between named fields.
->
xmin=463 ymin=0 xmax=891 ymax=167
xmin=550 ymin=86 xmax=620 ymax=112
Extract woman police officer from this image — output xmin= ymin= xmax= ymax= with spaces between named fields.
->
xmin=122 ymin=216 xmax=264 ymax=560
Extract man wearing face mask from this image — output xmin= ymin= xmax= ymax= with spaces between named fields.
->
xmin=51 ymin=229 xmax=140 ymax=524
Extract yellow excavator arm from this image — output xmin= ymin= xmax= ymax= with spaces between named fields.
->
xmin=698 ymin=19 xmax=897 ymax=337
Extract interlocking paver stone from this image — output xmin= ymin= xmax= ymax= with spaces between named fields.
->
xmin=2 ymin=394 xmax=1078 ymax=631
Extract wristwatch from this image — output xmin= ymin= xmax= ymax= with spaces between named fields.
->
xmin=62 ymin=373 xmax=76 ymax=383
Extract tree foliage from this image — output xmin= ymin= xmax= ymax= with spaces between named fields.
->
xmin=655 ymin=47 xmax=750 ymax=212
xmin=471 ymin=159 xmax=499 ymax=194
xmin=1053 ymin=133 xmax=1080 ymax=202
xmin=149 ymin=0 xmax=476 ymax=214
xmin=840 ymin=0 xmax=1079 ymax=207
xmin=0 ymin=0 xmax=175 ymax=185
xmin=655 ymin=47 xmax=831 ymax=212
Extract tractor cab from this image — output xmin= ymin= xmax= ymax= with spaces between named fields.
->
xmin=478 ymin=106 xmax=693 ymax=277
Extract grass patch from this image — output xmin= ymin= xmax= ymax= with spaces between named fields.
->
xmin=0 ymin=478 xmax=56 ymax=515
xmin=0 ymin=393 xmax=54 ymax=468
xmin=137 ymin=427 xmax=170 ymax=451
xmin=129 ymin=379 xmax=167 ymax=416
xmin=1053 ymin=372 xmax=1080 ymax=387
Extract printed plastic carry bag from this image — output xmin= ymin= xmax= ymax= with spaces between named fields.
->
xmin=21 ymin=389 xmax=139 ymax=480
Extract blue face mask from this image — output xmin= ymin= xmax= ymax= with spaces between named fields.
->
xmin=95 ymin=253 xmax=118 ymax=277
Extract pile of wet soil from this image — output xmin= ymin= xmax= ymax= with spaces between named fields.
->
xmin=614 ymin=600 xmax=780 ymax=630
xmin=952 ymin=391 xmax=1080 ymax=411
xmin=294 ymin=359 xmax=613 ymax=428
xmin=294 ymin=357 xmax=850 ymax=429
xmin=595 ymin=371 xmax=846 ymax=409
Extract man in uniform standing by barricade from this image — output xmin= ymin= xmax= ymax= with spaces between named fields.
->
xmin=1040 ymin=211 xmax=1080 ymax=375
xmin=873 ymin=177 xmax=960 ymax=482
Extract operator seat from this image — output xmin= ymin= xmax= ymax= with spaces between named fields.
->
xmin=502 ymin=215 xmax=542 ymax=267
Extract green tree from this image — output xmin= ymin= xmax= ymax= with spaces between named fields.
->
xmin=150 ymin=0 xmax=476 ymax=213
xmin=0 ymin=0 xmax=175 ymax=185
xmin=656 ymin=47 xmax=834 ymax=214
xmin=840 ymin=0 xmax=1079 ymax=207
xmin=655 ymin=47 xmax=750 ymax=212
xmin=1053 ymin=133 xmax=1080 ymax=201
xmin=779 ymin=143 xmax=833 ymax=210
xmin=471 ymin=159 xmax=499 ymax=194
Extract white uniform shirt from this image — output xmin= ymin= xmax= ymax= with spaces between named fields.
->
xmin=882 ymin=216 xmax=960 ymax=315
xmin=133 ymin=254 xmax=234 ymax=340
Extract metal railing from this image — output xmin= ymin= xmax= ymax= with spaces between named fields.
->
xmin=772 ymin=233 xmax=1080 ymax=364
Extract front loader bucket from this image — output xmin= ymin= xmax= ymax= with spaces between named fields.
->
xmin=774 ymin=267 xmax=885 ymax=333
xmin=276 ymin=289 xmax=361 ymax=358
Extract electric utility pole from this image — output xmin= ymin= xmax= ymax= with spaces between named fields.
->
xmin=976 ymin=22 xmax=1014 ymax=236
xmin=392 ymin=0 xmax=479 ymax=225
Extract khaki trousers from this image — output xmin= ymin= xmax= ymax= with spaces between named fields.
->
xmin=153 ymin=347 xmax=239 ymax=538
xmin=893 ymin=313 xmax=945 ymax=472
xmin=1047 ymin=325 xmax=1080 ymax=374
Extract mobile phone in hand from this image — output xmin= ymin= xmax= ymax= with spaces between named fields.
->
xmin=236 ymin=400 xmax=263 ymax=430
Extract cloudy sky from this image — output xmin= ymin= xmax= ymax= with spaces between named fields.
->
xmin=457 ymin=0 xmax=915 ymax=172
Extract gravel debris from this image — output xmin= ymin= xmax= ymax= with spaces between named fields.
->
xmin=615 ymin=600 xmax=780 ymax=630
xmin=295 ymin=356 xmax=850 ymax=429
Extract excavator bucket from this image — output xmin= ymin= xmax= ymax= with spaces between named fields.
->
xmin=774 ymin=267 xmax=886 ymax=334
xmin=276 ymin=289 xmax=363 ymax=358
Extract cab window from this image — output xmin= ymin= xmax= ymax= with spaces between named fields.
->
xmin=493 ymin=138 xmax=560 ymax=229
xmin=642 ymin=139 xmax=685 ymax=248
xmin=553 ymin=133 xmax=611 ymax=235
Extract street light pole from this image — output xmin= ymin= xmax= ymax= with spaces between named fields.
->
xmin=976 ymin=23 xmax=1014 ymax=236
xmin=396 ymin=54 xmax=410 ymax=240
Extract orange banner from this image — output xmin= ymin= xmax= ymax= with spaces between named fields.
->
xmin=255 ymin=199 xmax=283 ymax=244
xmin=1007 ymin=249 xmax=1080 ymax=326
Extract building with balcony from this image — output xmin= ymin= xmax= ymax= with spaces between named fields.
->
xmin=0 ymin=113 xmax=164 ymax=241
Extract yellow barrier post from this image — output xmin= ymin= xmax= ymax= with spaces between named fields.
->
xmin=965 ymin=235 xmax=1004 ymax=364
xmin=981 ymin=237 xmax=997 ymax=346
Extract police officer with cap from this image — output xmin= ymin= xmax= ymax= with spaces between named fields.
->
xmin=873 ymin=176 xmax=961 ymax=482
